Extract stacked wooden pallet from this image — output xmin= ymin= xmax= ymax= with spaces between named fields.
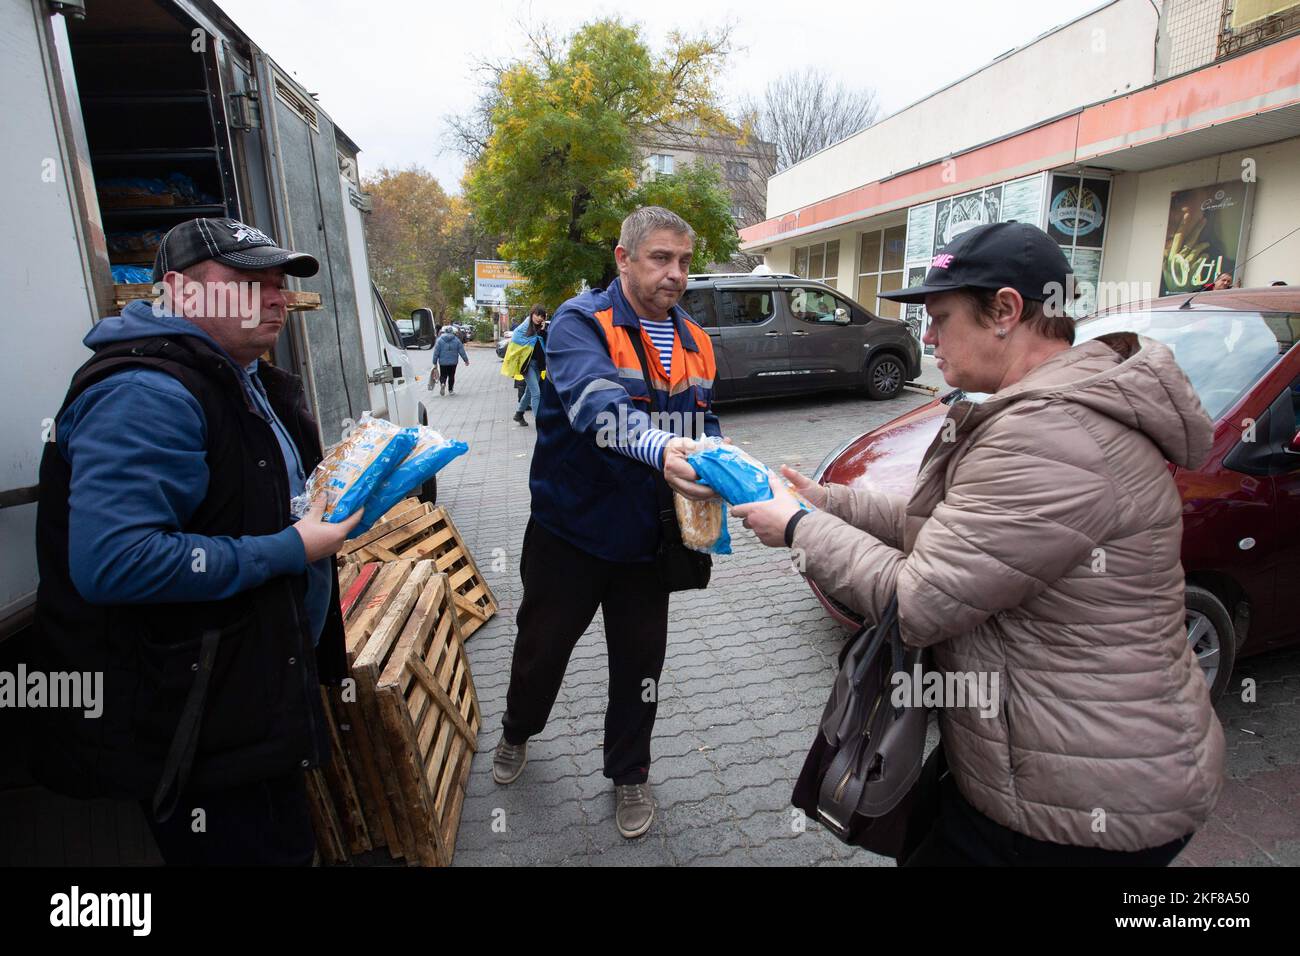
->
xmin=339 ymin=499 xmax=498 ymax=640
xmin=308 ymin=557 xmax=481 ymax=866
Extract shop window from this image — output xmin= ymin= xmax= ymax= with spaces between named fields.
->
xmin=792 ymin=239 xmax=839 ymax=288
xmin=856 ymin=225 xmax=906 ymax=318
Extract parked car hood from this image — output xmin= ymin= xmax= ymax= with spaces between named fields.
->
xmin=820 ymin=332 xmax=1217 ymax=494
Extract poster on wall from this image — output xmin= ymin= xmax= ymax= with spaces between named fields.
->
xmin=1065 ymin=248 xmax=1103 ymax=318
xmin=905 ymin=204 xmax=936 ymax=262
xmin=1047 ymin=176 xmax=1110 ymax=249
xmin=1001 ymin=173 xmax=1046 ymax=227
xmin=1158 ymin=180 xmax=1254 ymax=296
xmin=933 ymin=186 xmax=1003 ymax=253
xmin=904 ymin=265 xmax=930 ymax=351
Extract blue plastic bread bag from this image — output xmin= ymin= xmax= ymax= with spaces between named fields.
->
xmin=686 ymin=440 xmax=774 ymax=506
xmin=350 ymin=426 xmax=469 ymax=537
xmin=292 ymin=413 xmax=416 ymax=524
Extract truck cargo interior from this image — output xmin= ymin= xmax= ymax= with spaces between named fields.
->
xmin=68 ymin=0 xmax=237 ymax=282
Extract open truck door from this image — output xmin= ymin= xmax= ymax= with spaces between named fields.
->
xmin=249 ymin=51 xmax=370 ymax=445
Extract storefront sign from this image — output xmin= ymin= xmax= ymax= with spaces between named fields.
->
xmin=1158 ymin=181 xmax=1254 ymax=295
xmin=1047 ymin=176 xmax=1109 ymax=248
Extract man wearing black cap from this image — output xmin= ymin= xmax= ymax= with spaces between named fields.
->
xmin=28 ymin=218 xmax=361 ymax=865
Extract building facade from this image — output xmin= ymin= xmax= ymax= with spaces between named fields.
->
xmin=740 ymin=0 xmax=1300 ymax=342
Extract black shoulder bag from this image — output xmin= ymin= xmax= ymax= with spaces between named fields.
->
xmin=792 ymin=596 xmax=938 ymax=859
xmin=623 ymin=325 xmax=712 ymax=592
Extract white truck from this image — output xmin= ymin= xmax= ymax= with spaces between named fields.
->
xmin=0 ymin=0 xmax=436 ymax=642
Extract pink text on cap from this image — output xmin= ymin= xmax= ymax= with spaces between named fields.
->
xmin=930 ymin=253 xmax=955 ymax=269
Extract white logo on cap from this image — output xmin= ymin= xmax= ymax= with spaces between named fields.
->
xmin=227 ymin=220 xmax=274 ymax=245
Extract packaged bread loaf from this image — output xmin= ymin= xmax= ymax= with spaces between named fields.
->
xmin=351 ymin=425 xmax=469 ymax=536
xmin=293 ymin=413 xmax=417 ymax=523
xmin=675 ymin=493 xmax=726 ymax=553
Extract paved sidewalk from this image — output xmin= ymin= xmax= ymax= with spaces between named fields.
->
xmin=431 ymin=347 xmax=1300 ymax=867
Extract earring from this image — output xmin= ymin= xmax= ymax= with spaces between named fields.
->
xmin=995 ymin=327 xmax=1008 ymax=338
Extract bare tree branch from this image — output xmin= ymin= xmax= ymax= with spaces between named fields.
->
xmin=714 ymin=68 xmax=878 ymax=270
xmin=739 ymin=67 xmax=880 ymax=172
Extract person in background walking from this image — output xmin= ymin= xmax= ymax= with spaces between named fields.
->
xmin=433 ymin=324 xmax=469 ymax=395
xmin=511 ymin=305 xmax=548 ymax=426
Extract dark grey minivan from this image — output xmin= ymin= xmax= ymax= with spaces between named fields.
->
xmin=680 ymin=275 xmax=922 ymax=401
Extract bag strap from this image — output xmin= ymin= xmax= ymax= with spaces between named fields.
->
xmin=623 ymin=323 xmax=665 ymax=416
xmin=150 ymin=629 xmax=220 ymax=823
xmin=623 ymin=324 xmax=681 ymax=521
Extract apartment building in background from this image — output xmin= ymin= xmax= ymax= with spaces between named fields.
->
xmin=640 ymin=118 xmax=778 ymax=267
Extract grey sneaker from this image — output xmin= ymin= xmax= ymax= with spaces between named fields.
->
xmin=492 ymin=738 xmax=527 ymax=785
xmin=615 ymin=783 xmax=655 ymax=839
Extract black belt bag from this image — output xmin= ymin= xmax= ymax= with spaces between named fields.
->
xmin=624 ymin=324 xmax=711 ymax=593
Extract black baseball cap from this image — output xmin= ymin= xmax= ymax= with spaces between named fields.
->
xmin=879 ymin=221 xmax=1072 ymax=304
xmin=152 ymin=217 xmax=319 ymax=282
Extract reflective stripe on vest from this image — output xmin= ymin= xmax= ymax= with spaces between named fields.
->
xmin=593 ymin=308 xmax=716 ymax=406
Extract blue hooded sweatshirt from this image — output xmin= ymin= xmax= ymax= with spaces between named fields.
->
xmin=56 ymin=300 xmax=333 ymax=643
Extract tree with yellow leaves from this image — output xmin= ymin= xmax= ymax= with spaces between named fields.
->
xmin=460 ymin=19 xmax=740 ymax=306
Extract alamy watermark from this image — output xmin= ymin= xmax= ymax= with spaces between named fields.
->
xmin=0 ymin=665 xmax=102 ymax=718
xmin=594 ymin=405 xmax=707 ymax=449
xmin=149 ymin=279 xmax=268 ymax=328
xmin=50 ymin=886 xmax=150 ymax=936
xmin=890 ymin=663 xmax=1000 ymax=718
xmin=1042 ymin=276 xmax=1159 ymax=317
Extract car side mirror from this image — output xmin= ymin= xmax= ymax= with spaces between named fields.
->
xmin=412 ymin=308 xmax=435 ymax=347
xmin=834 ymin=307 xmax=851 ymax=325
xmin=1288 ymin=429 xmax=1300 ymax=454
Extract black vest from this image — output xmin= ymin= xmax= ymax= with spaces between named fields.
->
xmin=29 ymin=334 xmax=346 ymax=804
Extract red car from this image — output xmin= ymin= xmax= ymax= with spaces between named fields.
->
xmin=810 ymin=287 xmax=1300 ymax=700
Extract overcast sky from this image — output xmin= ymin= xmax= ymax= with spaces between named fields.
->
xmin=216 ymin=0 xmax=1110 ymax=191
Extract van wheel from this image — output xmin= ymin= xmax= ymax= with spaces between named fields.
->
xmin=864 ymin=353 xmax=905 ymax=400
xmin=417 ymin=476 xmax=437 ymax=505
xmin=1185 ymin=584 xmax=1236 ymax=703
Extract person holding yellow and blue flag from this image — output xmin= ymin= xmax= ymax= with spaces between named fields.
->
xmin=501 ymin=305 xmax=547 ymax=426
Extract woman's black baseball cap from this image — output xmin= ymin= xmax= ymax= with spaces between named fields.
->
xmin=879 ymin=221 xmax=1072 ymax=304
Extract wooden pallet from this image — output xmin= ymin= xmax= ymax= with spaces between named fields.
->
xmin=338 ymin=498 xmax=432 ymax=563
xmin=343 ymin=505 xmax=497 ymax=640
xmin=308 ymin=559 xmax=479 ymax=865
xmin=304 ymin=768 xmax=347 ymax=865
xmin=356 ymin=562 xmax=480 ymax=865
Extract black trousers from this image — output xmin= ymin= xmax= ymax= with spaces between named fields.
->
xmin=501 ymin=519 xmax=669 ymax=785
xmin=439 ymin=363 xmax=458 ymax=392
xmin=141 ymin=770 xmax=315 ymax=866
xmin=900 ymin=769 xmax=1192 ymax=867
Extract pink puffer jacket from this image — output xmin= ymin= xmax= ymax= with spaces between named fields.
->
xmin=795 ymin=333 xmax=1225 ymax=851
